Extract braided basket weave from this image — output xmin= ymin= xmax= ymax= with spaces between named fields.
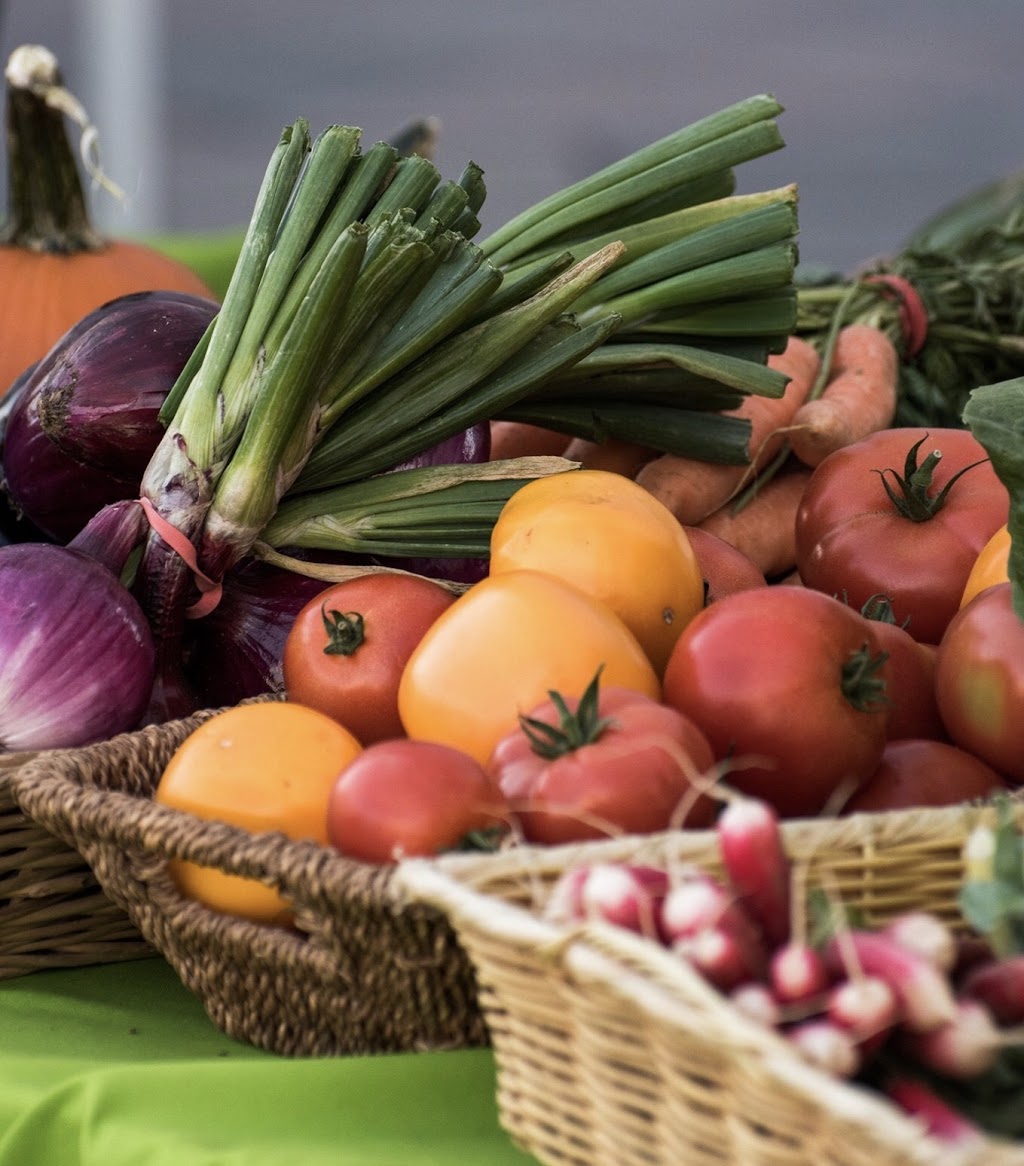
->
xmin=9 ymin=708 xmax=487 ymax=1057
xmin=396 ymin=800 xmax=1024 ymax=1166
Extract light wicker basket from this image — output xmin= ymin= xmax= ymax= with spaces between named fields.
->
xmin=0 ymin=748 xmax=151 ymax=976
xmin=395 ymin=800 xmax=1024 ymax=1166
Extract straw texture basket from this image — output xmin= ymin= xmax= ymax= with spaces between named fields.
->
xmin=8 ymin=708 xmax=487 ymax=1057
xmin=0 ymin=748 xmax=151 ymax=976
xmin=396 ymin=800 xmax=1024 ymax=1166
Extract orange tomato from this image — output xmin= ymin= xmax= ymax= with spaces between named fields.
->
xmin=488 ymin=469 xmax=704 ymax=674
xmin=154 ymin=701 xmax=362 ymax=924
xmin=960 ymin=524 xmax=1010 ymax=609
xmin=398 ymin=568 xmax=661 ymax=765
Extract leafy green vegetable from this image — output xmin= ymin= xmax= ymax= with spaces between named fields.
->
xmin=962 ymin=376 xmax=1024 ymax=620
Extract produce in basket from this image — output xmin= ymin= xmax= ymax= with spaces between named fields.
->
xmin=0 ymin=46 xmax=213 ymax=395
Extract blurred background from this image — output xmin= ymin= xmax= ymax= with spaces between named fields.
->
xmin=1 ymin=0 xmax=1022 ymax=273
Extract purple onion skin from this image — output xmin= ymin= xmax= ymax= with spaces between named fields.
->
xmin=185 ymin=558 xmax=331 ymax=707
xmin=0 ymin=543 xmax=155 ymax=751
xmin=378 ymin=420 xmax=492 ymax=584
xmin=2 ymin=290 xmax=218 ymax=543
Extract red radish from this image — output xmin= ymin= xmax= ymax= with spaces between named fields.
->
xmin=716 ymin=797 xmax=791 ymax=947
xmin=824 ymin=930 xmax=957 ymax=1033
xmin=786 ymin=1020 xmax=861 ymax=1078
xmin=770 ymin=942 xmax=830 ymax=1005
xmin=961 ymin=953 xmax=1024 ymax=1025
xmin=899 ymin=998 xmax=1005 ymax=1080
xmin=544 ymin=862 xmax=670 ymax=937
xmin=885 ymin=1078 xmax=984 ymax=1147
xmin=730 ymin=983 xmax=782 ymax=1029
xmin=674 ymin=926 xmax=760 ymax=992
xmin=827 ymin=975 xmax=899 ymax=1052
xmin=659 ymin=873 xmax=768 ymax=976
xmin=882 ymin=912 xmax=957 ymax=974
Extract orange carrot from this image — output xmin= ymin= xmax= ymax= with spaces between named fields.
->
xmin=789 ymin=324 xmax=899 ymax=468
xmin=696 ymin=464 xmax=812 ymax=579
xmin=561 ymin=436 xmax=658 ymax=479
xmin=635 ymin=335 xmax=820 ymax=525
xmin=488 ymin=420 xmax=570 ymax=461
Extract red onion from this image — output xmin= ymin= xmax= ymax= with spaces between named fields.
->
xmin=185 ymin=557 xmax=331 ymax=708
xmin=2 ymin=290 xmax=217 ymax=542
xmin=0 ymin=542 xmax=155 ymax=750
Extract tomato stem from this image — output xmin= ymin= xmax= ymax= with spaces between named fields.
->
xmin=519 ymin=665 xmax=617 ymax=759
xmin=841 ymin=643 xmax=890 ymax=713
xmin=320 ymin=605 xmax=366 ymax=656
xmin=874 ymin=433 xmax=988 ymax=522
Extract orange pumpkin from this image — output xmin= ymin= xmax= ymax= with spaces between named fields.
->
xmin=0 ymin=45 xmax=214 ymax=394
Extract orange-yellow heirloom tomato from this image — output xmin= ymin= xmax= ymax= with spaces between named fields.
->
xmin=960 ymin=524 xmax=1010 ymax=609
xmin=155 ymin=701 xmax=362 ymax=925
xmin=398 ymin=568 xmax=661 ymax=766
xmin=488 ymin=469 xmax=704 ymax=675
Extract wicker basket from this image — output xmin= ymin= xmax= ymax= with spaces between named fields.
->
xmin=395 ymin=801 xmax=1024 ymax=1166
xmin=0 ymin=748 xmax=151 ymax=976
xmin=8 ymin=709 xmax=487 ymax=1057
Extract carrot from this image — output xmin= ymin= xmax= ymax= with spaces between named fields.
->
xmin=488 ymin=420 xmax=570 ymax=461
xmin=696 ymin=465 xmax=812 ymax=579
xmin=635 ymin=335 xmax=820 ymax=525
xmin=788 ymin=324 xmax=899 ymax=468
xmin=561 ymin=435 xmax=658 ymax=479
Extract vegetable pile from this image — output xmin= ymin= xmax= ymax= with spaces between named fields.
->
xmin=0 ymin=42 xmax=805 ymax=745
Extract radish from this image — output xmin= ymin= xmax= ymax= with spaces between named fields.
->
xmin=786 ymin=1019 xmax=861 ymax=1078
xmin=544 ymin=862 xmax=669 ymax=937
xmin=730 ymin=982 xmax=782 ymax=1029
xmin=716 ymin=797 xmax=791 ymax=947
xmin=824 ymin=930 xmax=957 ymax=1033
xmin=770 ymin=942 xmax=830 ymax=1005
xmin=882 ymin=912 xmax=956 ymax=973
xmin=660 ymin=873 xmax=768 ymax=976
xmin=674 ymin=926 xmax=760 ymax=992
xmin=961 ymin=953 xmax=1024 ymax=1025
xmin=827 ymin=975 xmax=899 ymax=1053
xmin=899 ymin=998 xmax=1006 ymax=1080
xmin=884 ymin=1077 xmax=984 ymax=1147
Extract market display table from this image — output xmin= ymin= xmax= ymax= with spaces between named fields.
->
xmin=0 ymin=958 xmax=536 ymax=1166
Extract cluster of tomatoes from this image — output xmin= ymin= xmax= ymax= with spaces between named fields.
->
xmin=155 ymin=424 xmax=1021 ymax=926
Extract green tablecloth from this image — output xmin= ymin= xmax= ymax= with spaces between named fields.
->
xmin=0 ymin=958 xmax=538 ymax=1166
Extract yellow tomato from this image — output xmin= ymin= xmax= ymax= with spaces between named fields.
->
xmin=398 ymin=568 xmax=661 ymax=765
xmin=961 ymin=524 xmax=1010 ymax=609
xmin=155 ymin=701 xmax=362 ymax=924
xmin=488 ymin=469 xmax=704 ymax=674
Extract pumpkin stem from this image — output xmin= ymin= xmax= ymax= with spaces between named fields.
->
xmin=1 ymin=44 xmax=113 ymax=253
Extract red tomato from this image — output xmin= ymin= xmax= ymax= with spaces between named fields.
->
xmin=326 ymin=738 xmax=508 ymax=863
xmin=282 ymin=573 xmax=455 ymax=744
xmin=859 ymin=595 xmax=946 ymax=741
xmin=839 ymin=739 xmax=1007 ymax=814
xmin=662 ymin=587 xmax=891 ymax=819
xmin=682 ymin=525 xmax=768 ymax=605
xmin=935 ymin=582 xmax=1024 ymax=785
xmin=794 ymin=428 xmax=1009 ymax=644
xmin=488 ymin=679 xmax=716 ymax=845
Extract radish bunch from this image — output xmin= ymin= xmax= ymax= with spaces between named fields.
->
xmin=543 ymin=796 xmax=1024 ymax=1147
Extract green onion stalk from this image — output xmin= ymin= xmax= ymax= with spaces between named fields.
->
xmin=795 ymin=169 xmax=1024 ymax=428
xmin=127 ymin=95 xmax=799 ymax=720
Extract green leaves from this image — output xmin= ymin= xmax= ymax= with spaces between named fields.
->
xmin=963 ymin=376 xmax=1024 ymax=620
xmin=959 ymin=798 xmax=1024 ymax=957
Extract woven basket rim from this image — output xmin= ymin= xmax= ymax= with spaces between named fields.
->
xmin=395 ymin=857 xmax=1010 ymax=1166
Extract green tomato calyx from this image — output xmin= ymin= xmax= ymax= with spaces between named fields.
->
xmin=841 ymin=642 xmax=890 ymax=713
xmin=875 ymin=433 xmax=988 ymax=522
xmin=319 ymin=605 xmax=366 ymax=656
xmin=519 ymin=665 xmax=617 ymax=759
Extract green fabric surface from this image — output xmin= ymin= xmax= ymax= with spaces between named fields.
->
xmin=0 ymin=958 xmax=538 ymax=1166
